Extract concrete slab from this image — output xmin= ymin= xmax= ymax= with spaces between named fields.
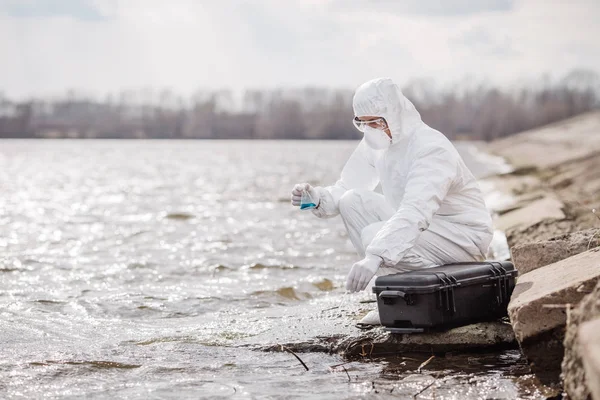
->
xmin=511 ymin=228 xmax=600 ymax=274
xmin=495 ymin=196 xmax=565 ymax=232
xmin=507 ymin=248 xmax=600 ymax=383
xmin=488 ymin=111 xmax=600 ymax=169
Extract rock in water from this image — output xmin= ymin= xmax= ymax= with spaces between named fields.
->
xmin=339 ymin=322 xmax=516 ymax=359
xmin=261 ymin=321 xmax=517 ymax=357
xmin=562 ymin=280 xmax=600 ymax=400
xmin=508 ymin=247 xmax=600 ymax=384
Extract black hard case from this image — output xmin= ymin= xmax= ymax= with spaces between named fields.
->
xmin=372 ymin=261 xmax=516 ymax=333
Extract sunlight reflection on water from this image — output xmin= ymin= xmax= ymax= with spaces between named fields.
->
xmin=0 ymin=139 xmax=540 ymax=399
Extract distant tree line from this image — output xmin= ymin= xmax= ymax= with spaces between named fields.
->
xmin=1 ymin=69 xmax=598 ymax=141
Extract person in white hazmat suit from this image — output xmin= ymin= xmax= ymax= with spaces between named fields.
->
xmin=291 ymin=78 xmax=494 ymax=324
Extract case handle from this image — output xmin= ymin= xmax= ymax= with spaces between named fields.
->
xmin=379 ymin=290 xmax=414 ymax=306
xmin=379 ymin=290 xmax=407 ymax=299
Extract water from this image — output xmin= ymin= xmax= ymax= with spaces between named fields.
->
xmin=0 ymin=140 xmax=546 ymax=399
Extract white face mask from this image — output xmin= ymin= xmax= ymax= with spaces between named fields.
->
xmin=363 ymin=126 xmax=391 ymax=150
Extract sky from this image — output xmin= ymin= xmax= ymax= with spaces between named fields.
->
xmin=1 ymin=0 xmax=600 ymax=98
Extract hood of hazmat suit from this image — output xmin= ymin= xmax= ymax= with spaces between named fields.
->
xmin=312 ymin=77 xmax=493 ymax=265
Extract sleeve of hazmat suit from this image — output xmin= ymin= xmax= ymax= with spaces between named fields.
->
xmin=365 ymin=145 xmax=458 ymax=265
xmin=311 ymin=140 xmax=379 ymax=219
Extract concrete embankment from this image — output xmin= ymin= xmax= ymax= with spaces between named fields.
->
xmin=483 ymin=110 xmax=600 ymax=396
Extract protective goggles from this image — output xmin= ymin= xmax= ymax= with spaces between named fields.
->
xmin=352 ymin=117 xmax=387 ymax=132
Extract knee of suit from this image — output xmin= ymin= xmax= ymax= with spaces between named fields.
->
xmin=338 ymin=188 xmax=370 ymax=217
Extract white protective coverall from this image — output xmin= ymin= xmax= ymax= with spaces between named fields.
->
xmin=311 ymin=78 xmax=494 ymax=288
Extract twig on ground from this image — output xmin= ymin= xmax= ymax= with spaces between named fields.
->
xmin=587 ymin=233 xmax=599 ymax=250
xmin=542 ymin=304 xmax=574 ymax=309
xmin=357 ymin=342 xmax=376 ymax=358
xmin=321 ymin=306 xmax=339 ymax=312
xmin=342 ymin=366 xmax=351 ymax=382
xmin=417 ymin=355 xmax=435 ymax=373
xmin=401 ymin=356 xmax=420 ymax=362
xmin=412 ymin=373 xmax=441 ymax=399
xmin=281 ymin=345 xmax=309 ymax=371
xmin=587 ymin=230 xmax=600 ymax=250
xmin=588 ymin=209 xmax=600 ymax=250
xmin=329 ymin=361 xmax=353 ymax=382
xmin=329 ymin=361 xmax=352 ymax=369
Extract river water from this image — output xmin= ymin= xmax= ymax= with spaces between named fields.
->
xmin=0 ymin=140 xmax=546 ymax=399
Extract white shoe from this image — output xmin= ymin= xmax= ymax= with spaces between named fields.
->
xmin=356 ymin=310 xmax=381 ymax=329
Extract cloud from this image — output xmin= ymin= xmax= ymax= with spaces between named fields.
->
xmin=0 ymin=0 xmax=599 ymax=97
xmin=330 ymin=0 xmax=514 ymax=16
xmin=0 ymin=0 xmax=114 ymax=21
xmin=450 ymin=27 xmax=519 ymax=58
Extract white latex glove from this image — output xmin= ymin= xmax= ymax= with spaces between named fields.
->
xmin=346 ymin=254 xmax=383 ymax=292
xmin=291 ymin=183 xmax=320 ymax=208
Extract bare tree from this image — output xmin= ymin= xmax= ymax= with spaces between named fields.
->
xmin=2 ymin=69 xmax=598 ymax=141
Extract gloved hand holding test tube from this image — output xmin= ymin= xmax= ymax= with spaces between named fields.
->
xmin=291 ymin=183 xmax=320 ymax=210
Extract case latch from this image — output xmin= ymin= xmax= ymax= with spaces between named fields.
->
xmin=488 ymin=263 xmax=512 ymax=305
xmin=436 ymin=274 xmax=459 ymax=315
